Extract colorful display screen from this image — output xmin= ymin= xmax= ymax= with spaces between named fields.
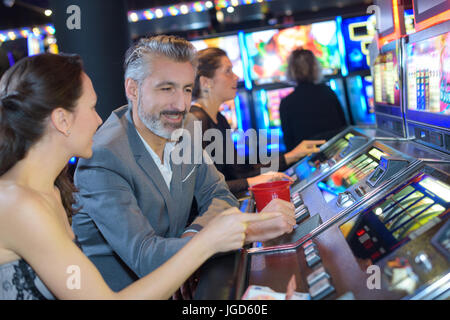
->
xmin=404 ymin=9 xmax=415 ymax=35
xmin=318 ymin=147 xmax=386 ymax=202
xmin=340 ymin=173 xmax=450 ymax=263
xmin=406 ymin=31 xmax=450 ymax=115
xmin=346 ymin=75 xmax=375 ymax=125
xmin=219 ymin=99 xmax=238 ymax=130
xmin=341 ymin=15 xmax=376 ymax=72
xmin=244 ymin=21 xmax=341 ymax=85
xmin=373 ymin=51 xmax=401 ymax=106
xmin=190 ymin=34 xmax=244 ymax=81
xmin=265 ymin=87 xmax=294 ymax=127
xmin=287 ymin=133 xmax=354 ymax=182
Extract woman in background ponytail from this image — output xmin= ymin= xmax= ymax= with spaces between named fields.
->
xmin=0 ymin=53 xmax=276 ymax=300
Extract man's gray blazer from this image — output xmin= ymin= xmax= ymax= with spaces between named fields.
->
xmin=72 ymin=105 xmax=238 ymax=291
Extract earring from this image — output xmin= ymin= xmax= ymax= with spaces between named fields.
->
xmin=66 ymin=130 xmax=71 ymax=136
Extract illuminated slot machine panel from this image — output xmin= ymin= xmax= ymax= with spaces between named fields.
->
xmin=317 ymin=147 xmax=385 ymax=203
xmin=244 ymin=20 xmax=341 ymax=85
xmin=257 ymin=140 xmax=417 ymax=250
xmin=265 ymin=87 xmax=294 ymax=128
xmin=242 ymin=163 xmax=449 ymax=300
xmin=342 ymin=173 xmax=449 ymax=262
xmin=338 ymin=168 xmax=450 ymax=299
xmin=190 ymin=34 xmax=244 ymax=82
xmin=372 ymin=48 xmax=404 ymax=137
xmin=405 ymin=26 xmax=450 ymax=153
xmin=284 ymin=129 xmax=372 ymax=195
xmin=374 ymin=51 xmax=400 ymax=106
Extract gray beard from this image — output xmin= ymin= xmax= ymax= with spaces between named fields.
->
xmin=137 ymin=97 xmax=185 ymax=140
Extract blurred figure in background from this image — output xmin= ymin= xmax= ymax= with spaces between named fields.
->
xmin=280 ymin=49 xmax=347 ymax=152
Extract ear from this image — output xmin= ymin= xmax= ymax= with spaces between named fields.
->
xmin=199 ymin=75 xmax=213 ymax=91
xmin=50 ymin=107 xmax=74 ymax=136
xmin=125 ymin=78 xmax=139 ymax=107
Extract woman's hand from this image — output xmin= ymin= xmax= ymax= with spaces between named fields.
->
xmin=247 ymin=171 xmax=294 ymax=187
xmin=284 ymin=140 xmax=326 ymax=165
xmin=197 ymin=208 xmax=283 ymax=255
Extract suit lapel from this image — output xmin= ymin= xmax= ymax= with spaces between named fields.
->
xmin=124 ymin=107 xmax=176 ymax=219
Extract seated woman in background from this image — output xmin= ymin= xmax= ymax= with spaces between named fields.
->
xmin=0 ymin=53 xmax=280 ymax=300
xmin=190 ymin=47 xmax=325 ymax=196
xmin=280 ymin=49 xmax=347 ymax=153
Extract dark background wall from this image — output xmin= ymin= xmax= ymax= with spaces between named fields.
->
xmin=48 ymin=0 xmax=131 ymax=121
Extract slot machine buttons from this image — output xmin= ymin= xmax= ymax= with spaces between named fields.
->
xmin=306 ymin=265 xmax=330 ymax=287
xmin=295 ymin=206 xmax=310 ymax=222
xmin=302 ymin=240 xmax=314 ymax=250
xmin=294 ymin=203 xmax=306 ymax=213
xmin=304 ymin=243 xmax=318 ymax=256
xmin=337 ymin=191 xmax=355 ymax=208
xmin=309 ymin=277 xmax=335 ymax=300
xmin=292 ymin=193 xmax=303 ymax=207
xmin=414 ymin=251 xmax=433 ymax=272
xmin=305 ymin=251 xmax=321 ymax=268
xmin=355 ymin=185 xmax=367 ymax=197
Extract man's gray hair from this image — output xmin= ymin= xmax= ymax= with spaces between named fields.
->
xmin=124 ymin=34 xmax=198 ymax=84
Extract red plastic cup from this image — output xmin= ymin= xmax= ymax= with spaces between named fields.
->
xmin=249 ymin=180 xmax=293 ymax=212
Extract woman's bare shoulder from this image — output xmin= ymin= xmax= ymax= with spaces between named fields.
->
xmin=0 ymin=182 xmax=50 ymax=220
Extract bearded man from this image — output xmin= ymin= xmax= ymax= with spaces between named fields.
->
xmin=72 ymin=35 xmax=295 ymax=292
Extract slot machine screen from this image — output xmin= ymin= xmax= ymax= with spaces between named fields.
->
xmin=219 ymin=99 xmax=238 ymax=130
xmin=346 ymin=75 xmax=375 ymax=125
xmin=373 ymin=51 xmax=401 ymax=106
xmin=404 ymin=9 xmax=415 ymax=35
xmin=341 ymin=15 xmax=377 ymax=72
xmin=287 ymin=132 xmax=355 ymax=183
xmin=219 ymin=90 xmax=251 ymax=132
xmin=406 ymin=31 xmax=450 ymax=116
xmin=190 ymin=34 xmax=244 ymax=81
xmin=318 ymin=147 xmax=387 ymax=202
xmin=244 ymin=20 xmax=341 ymax=85
xmin=265 ymin=87 xmax=294 ymax=127
xmin=340 ymin=172 xmax=450 ymax=262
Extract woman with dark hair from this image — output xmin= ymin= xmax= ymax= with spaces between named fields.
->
xmin=190 ymin=47 xmax=325 ymax=196
xmin=0 ymin=53 xmax=278 ymax=300
xmin=280 ymin=48 xmax=347 ymax=152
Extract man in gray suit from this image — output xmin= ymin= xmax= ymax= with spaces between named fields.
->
xmin=72 ymin=35 xmax=295 ymax=292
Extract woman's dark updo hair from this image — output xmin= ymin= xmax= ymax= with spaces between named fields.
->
xmin=192 ymin=47 xmax=228 ymax=100
xmin=0 ymin=53 xmax=84 ymax=217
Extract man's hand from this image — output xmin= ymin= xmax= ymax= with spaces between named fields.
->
xmin=284 ymin=140 xmax=326 ymax=165
xmin=186 ymin=198 xmax=233 ymax=231
xmin=245 ymin=198 xmax=296 ymax=243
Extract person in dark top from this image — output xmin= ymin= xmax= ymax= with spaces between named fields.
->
xmin=280 ymin=49 xmax=347 ymax=152
xmin=191 ymin=48 xmax=325 ymax=196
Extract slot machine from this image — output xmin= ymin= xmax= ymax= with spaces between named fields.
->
xmin=245 ymin=20 xmax=345 ymax=152
xmin=240 ymin=160 xmax=449 ymax=300
xmin=341 ymin=14 xmax=377 ymax=125
xmin=193 ymin=0 xmax=449 ymax=301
